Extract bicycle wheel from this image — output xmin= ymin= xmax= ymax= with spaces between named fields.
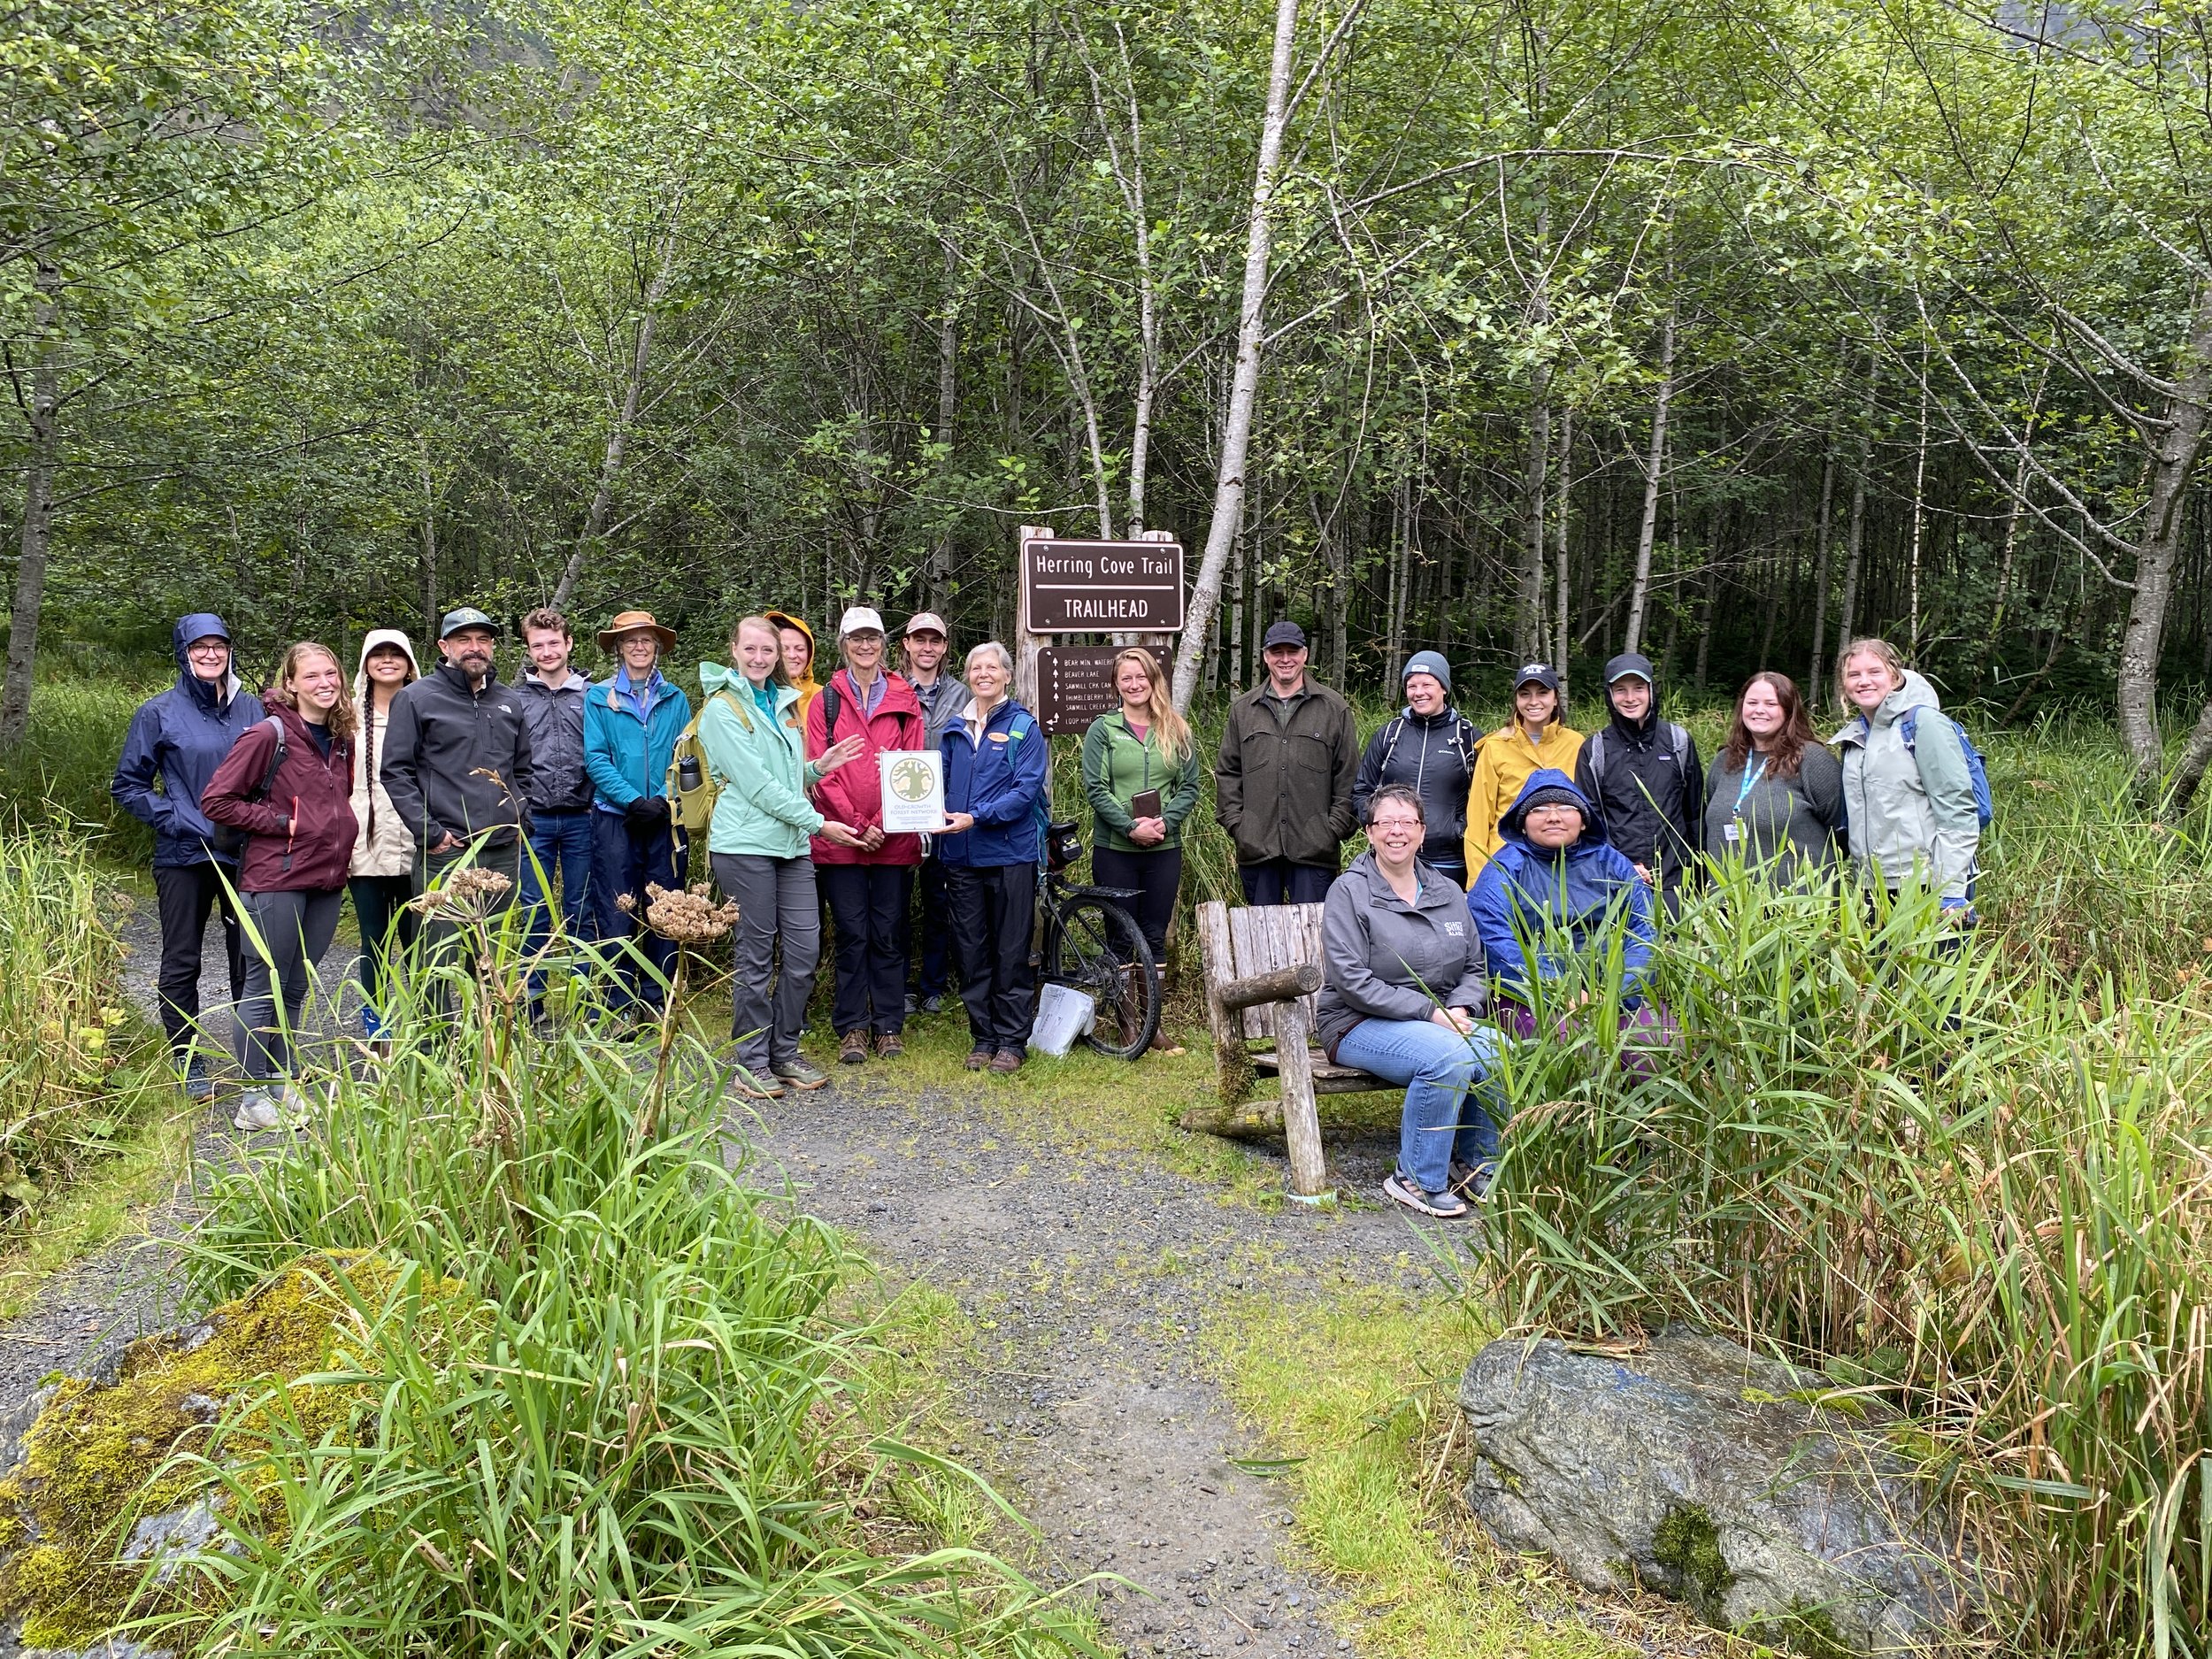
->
xmin=1044 ymin=895 xmax=1160 ymax=1060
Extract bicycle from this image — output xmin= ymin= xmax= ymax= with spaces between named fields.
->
xmin=1035 ymin=820 xmax=1161 ymax=1059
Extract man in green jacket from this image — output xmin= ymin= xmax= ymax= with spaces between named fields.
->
xmin=1213 ymin=621 xmax=1359 ymax=905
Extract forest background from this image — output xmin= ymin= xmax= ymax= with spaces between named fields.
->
xmin=10 ymin=0 xmax=2212 ymax=810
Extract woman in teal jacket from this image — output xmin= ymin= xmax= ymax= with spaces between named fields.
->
xmin=1079 ymin=647 xmax=1202 ymax=970
xmin=698 ymin=615 xmax=864 ymax=1097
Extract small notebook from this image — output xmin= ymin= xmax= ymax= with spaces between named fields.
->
xmin=1130 ymin=788 xmax=1164 ymax=819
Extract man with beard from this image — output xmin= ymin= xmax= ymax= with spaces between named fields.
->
xmin=380 ymin=608 xmax=535 ymax=959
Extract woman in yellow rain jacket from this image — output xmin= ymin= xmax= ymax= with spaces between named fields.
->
xmin=1463 ymin=662 xmax=1586 ymax=877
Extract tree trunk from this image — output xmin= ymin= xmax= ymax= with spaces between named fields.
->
xmin=2164 ymin=692 xmax=2212 ymax=815
xmin=1835 ymin=436 xmax=1871 ymax=690
xmin=1520 ymin=376 xmax=1551 ymax=664
xmin=1907 ymin=357 xmax=1930 ymax=656
xmin=1622 ymin=311 xmax=1675 ymax=656
xmin=1171 ymin=0 xmax=1302 ymax=710
xmin=0 ymin=254 xmax=63 ymax=749
xmin=1807 ymin=447 xmax=1835 ymax=704
xmin=417 ymin=435 xmax=439 ymax=646
xmin=2118 ymin=280 xmax=2212 ymax=797
xmin=552 ymin=225 xmax=679 ymax=611
xmin=1553 ymin=408 xmax=1572 ymax=701
xmin=930 ymin=242 xmax=960 ymax=613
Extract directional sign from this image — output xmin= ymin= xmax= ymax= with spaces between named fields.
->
xmin=1022 ymin=538 xmax=1185 ymax=633
xmin=1035 ymin=646 xmax=1125 ymax=736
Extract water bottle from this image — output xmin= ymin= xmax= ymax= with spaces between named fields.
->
xmin=678 ymin=755 xmax=703 ymax=793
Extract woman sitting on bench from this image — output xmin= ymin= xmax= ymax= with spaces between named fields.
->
xmin=1317 ymin=784 xmax=1504 ymax=1220
xmin=1467 ymin=769 xmax=1671 ymax=1066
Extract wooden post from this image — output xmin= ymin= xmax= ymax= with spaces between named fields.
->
xmin=1273 ymin=999 xmax=1332 ymax=1203
xmin=1016 ymin=524 xmax=1051 ymax=711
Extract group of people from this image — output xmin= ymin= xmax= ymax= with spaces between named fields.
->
xmin=113 ymin=597 xmax=1981 ymax=1211
xmin=1310 ymin=638 xmax=1985 ymax=1219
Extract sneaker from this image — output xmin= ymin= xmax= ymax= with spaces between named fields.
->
xmin=1384 ymin=1171 xmax=1468 ymax=1219
xmin=1448 ymin=1159 xmax=1498 ymax=1202
xmin=181 ymin=1057 xmax=216 ymax=1104
xmin=904 ymin=993 xmax=920 ymax=1017
xmin=874 ymin=1031 xmax=904 ymax=1058
xmin=964 ymin=1046 xmax=992 ymax=1071
xmin=275 ymin=1082 xmax=321 ymax=1125
xmin=920 ymin=994 xmax=945 ymax=1015
xmin=729 ymin=1068 xmax=786 ymax=1101
xmin=988 ymin=1048 xmax=1025 ymax=1073
xmin=839 ymin=1030 xmax=871 ymax=1065
xmin=772 ymin=1058 xmax=830 ymax=1092
xmin=360 ymin=1004 xmax=384 ymax=1043
xmin=231 ymin=1091 xmax=283 ymax=1133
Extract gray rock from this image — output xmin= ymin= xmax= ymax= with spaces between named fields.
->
xmin=124 ymin=1498 xmax=229 ymax=1584
xmin=1458 ymin=1325 xmax=1977 ymax=1655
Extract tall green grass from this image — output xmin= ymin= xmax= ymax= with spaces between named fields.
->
xmin=125 ymin=897 xmax=1091 ymax=1658
xmin=1473 ymin=858 xmax=2212 ymax=1655
xmin=0 ymin=681 xmax=151 ymax=861
xmin=0 ymin=824 xmax=165 ymax=1227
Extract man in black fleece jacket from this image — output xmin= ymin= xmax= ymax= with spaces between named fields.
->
xmin=380 ymin=608 xmax=534 ymax=928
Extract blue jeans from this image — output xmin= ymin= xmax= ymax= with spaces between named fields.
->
xmin=1333 ymin=1016 xmax=1504 ymax=1193
xmin=592 ymin=809 xmax=684 ymax=1013
xmin=523 ymin=810 xmax=596 ymax=996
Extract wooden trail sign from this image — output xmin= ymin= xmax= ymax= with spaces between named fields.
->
xmin=1035 ymin=645 xmax=1123 ymax=736
xmin=1021 ymin=538 xmax=1185 ymax=633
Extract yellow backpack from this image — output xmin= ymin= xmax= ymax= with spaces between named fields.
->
xmin=664 ymin=689 xmax=749 ymax=833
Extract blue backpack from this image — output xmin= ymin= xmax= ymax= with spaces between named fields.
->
xmin=1897 ymin=710 xmax=1994 ymax=828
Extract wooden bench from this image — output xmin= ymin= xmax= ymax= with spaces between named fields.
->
xmin=1180 ymin=900 xmax=1399 ymax=1202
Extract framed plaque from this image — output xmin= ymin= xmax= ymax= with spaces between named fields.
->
xmin=879 ymin=749 xmax=947 ymax=833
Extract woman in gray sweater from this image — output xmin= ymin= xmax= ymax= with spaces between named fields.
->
xmin=1700 ymin=672 xmax=1845 ymax=882
xmin=1317 ymin=784 xmax=1504 ymax=1219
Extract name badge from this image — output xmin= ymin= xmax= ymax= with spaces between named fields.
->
xmin=988 ymin=732 xmax=1010 ymax=744
xmin=1723 ymin=822 xmax=1742 ymax=844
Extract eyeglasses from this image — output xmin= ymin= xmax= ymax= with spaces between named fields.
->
xmin=1370 ymin=818 xmax=1424 ymax=833
xmin=187 ymin=641 xmax=229 ymax=656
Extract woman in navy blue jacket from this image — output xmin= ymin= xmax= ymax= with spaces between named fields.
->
xmin=938 ymin=641 xmax=1049 ymax=1073
xmin=111 ymin=613 xmax=264 ymax=1100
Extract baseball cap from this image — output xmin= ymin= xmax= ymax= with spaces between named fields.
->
xmin=838 ymin=606 xmax=887 ymax=637
xmin=902 ymin=611 xmax=948 ymax=638
xmin=440 ymin=606 xmax=498 ymax=640
xmin=1263 ymin=620 xmax=1308 ymax=650
xmin=1604 ymin=651 xmax=1655 ymax=685
xmin=1511 ymin=662 xmax=1560 ymax=693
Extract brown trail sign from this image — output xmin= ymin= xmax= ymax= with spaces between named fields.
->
xmin=1035 ymin=646 xmax=1124 ymax=736
xmin=1022 ymin=538 xmax=1185 ymax=633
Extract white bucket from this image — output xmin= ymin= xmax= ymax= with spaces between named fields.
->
xmin=1029 ymin=982 xmax=1096 ymax=1057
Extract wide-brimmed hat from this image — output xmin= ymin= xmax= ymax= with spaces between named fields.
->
xmin=596 ymin=610 xmax=677 ymax=651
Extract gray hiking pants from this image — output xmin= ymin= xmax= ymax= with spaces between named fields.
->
xmin=237 ymin=887 xmax=343 ymax=1081
xmin=711 ymin=852 xmax=821 ymax=1071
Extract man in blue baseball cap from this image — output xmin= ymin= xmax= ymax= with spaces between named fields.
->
xmin=1352 ymin=650 xmax=1481 ymax=887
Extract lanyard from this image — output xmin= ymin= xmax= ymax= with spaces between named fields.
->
xmin=1732 ymin=757 xmax=1768 ymax=816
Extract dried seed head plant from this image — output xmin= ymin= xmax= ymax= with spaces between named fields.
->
xmin=618 ymin=882 xmax=740 ymax=947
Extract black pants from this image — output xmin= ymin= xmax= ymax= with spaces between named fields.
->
xmin=819 ymin=863 xmax=913 ymax=1035
xmin=947 ymin=862 xmax=1038 ymax=1054
xmin=908 ymin=855 xmax=955 ymax=998
xmin=153 ymin=862 xmax=247 ymax=1058
xmin=1090 ymin=845 xmax=1182 ymax=961
xmin=348 ymin=873 xmax=418 ymax=1016
xmin=1238 ymin=859 xmax=1335 ymax=906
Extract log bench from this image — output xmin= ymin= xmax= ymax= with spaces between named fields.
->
xmin=1179 ymin=900 xmax=1402 ymax=1202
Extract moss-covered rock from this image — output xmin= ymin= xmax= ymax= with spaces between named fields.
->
xmin=0 ymin=1251 xmax=465 ymax=1649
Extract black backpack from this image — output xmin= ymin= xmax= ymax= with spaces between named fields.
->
xmin=1581 ymin=723 xmax=1690 ymax=799
xmin=206 ymin=716 xmax=289 ymax=856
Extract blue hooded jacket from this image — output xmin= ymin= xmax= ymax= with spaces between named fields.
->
xmin=938 ymin=696 xmax=1048 ymax=868
xmin=111 ymin=614 xmax=265 ymax=868
xmin=1467 ymin=768 xmax=1655 ymax=1004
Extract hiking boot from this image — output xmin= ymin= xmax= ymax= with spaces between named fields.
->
xmin=874 ymin=1031 xmax=904 ymax=1059
xmin=920 ymin=994 xmax=945 ymax=1015
xmin=988 ymin=1048 xmax=1025 ymax=1073
xmin=839 ymin=1030 xmax=871 ymax=1064
xmin=1448 ymin=1159 xmax=1498 ymax=1202
xmin=964 ymin=1046 xmax=992 ymax=1071
xmin=729 ymin=1068 xmax=786 ymax=1101
xmin=904 ymin=993 xmax=920 ymax=1017
xmin=181 ymin=1057 xmax=216 ymax=1105
xmin=1384 ymin=1171 xmax=1468 ymax=1220
xmin=773 ymin=1058 xmax=830 ymax=1092
xmin=231 ymin=1091 xmax=283 ymax=1133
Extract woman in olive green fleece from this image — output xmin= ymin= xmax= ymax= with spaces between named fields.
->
xmin=1080 ymin=649 xmax=1202 ymax=976
xmin=698 ymin=615 xmax=864 ymax=1097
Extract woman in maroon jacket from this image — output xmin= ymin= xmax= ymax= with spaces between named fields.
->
xmin=805 ymin=607 xmax=926 ymax=1064
xmin=203 ymin=641 xmax=360 ymax=1131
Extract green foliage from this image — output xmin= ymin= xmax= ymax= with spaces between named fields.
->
xmin=1648 ymin=1504 xmax=1731 ymax=1619
xmin=128 ymin=912 xmax=1093 ymax=1659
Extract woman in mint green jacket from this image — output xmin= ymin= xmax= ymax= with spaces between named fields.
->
xmin=700 ymin=616 xmax=864 ymax=1097
xmin=1079 ymin=648 xmax=1203 ymax=973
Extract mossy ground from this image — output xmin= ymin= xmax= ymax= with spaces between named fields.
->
xmin=0 ymin=1251 xmax=468 ymax=1646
